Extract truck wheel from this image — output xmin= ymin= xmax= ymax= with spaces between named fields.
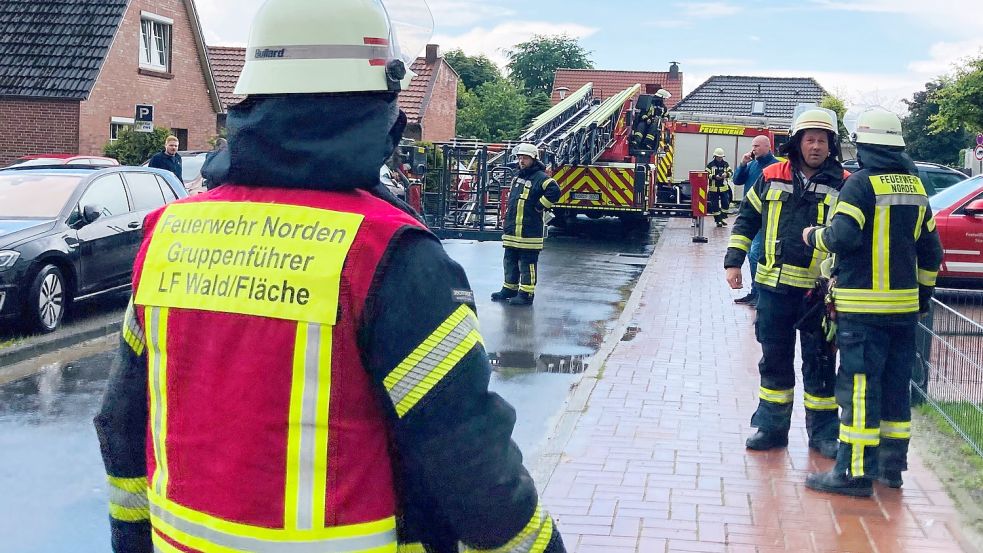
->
xmin=26 ymin=264 xmax=67 ymax=333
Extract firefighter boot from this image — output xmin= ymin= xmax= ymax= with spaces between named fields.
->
xmin=877 ymin=469 xmax=903 ymax=489
xmin=509 ymin=291 xmax=534 ymax=306
xmin=745 ymin=430 xmax=789 ymax=451
xmin=491 ymin=287 xmax=518 ymax=302
xmin=805 ymin=470 xmax=873 ymax=497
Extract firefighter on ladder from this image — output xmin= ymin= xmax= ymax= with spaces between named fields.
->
xmin=803 ymin=110 xmax=943 ymax=497
xmin=92 ymin=1 xmax=566 ymax=551
xmin=724 ymin=108 xmax=849 ymax=459
xmin=706 ymin=148 xmax=733 ymax=227
xmin=491 ymin=143 xmax=561 ymax=306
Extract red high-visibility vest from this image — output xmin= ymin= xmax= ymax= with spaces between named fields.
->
xmin=131 ymin=184 xmax=425 ymax=552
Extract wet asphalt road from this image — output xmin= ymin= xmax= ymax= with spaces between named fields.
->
xmin=0 ymin=218 xmax=662 ymax=553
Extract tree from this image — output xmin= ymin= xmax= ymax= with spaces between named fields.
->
xmin=103 ymin=126 xmax=171 ymax=166
xmin=443 ymin=49 xmax=503 ymax=91
xmin=903 ymin=80 xmax=972 ymax=166
xmin=455 ymin=81 xmax=528 ymax=141
xmin=931 ymin=54 xmax=983 ymax=134
xmin=819 ymin=94 xmax=849 ymax=143
xmin=523 ymin=90 xmax=553 ymax=127
xmin=506 ymin=34 xmax=593 ymax=96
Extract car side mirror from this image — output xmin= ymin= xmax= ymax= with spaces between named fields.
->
xmin=82 ymin=204 xmax=103 ymax=224
xmin=965 ymin=199 xmax=983 ymax=217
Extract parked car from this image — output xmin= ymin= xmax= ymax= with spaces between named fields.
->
xmin=930 ymin=174 xmax=983 ymax=287
xmin=0 ymin=165 xmax=188 ymax=332
xmin=5 ymin=154 xmax=120 ymax=168
xmin=842 ymin=159 xmax=967 ymax=196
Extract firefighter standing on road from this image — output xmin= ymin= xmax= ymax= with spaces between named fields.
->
xmin=92 ymin=1 xmax=566 ymax=552
xmin=491 ymin=143 xmax=561 ymax=307
xmin=724 ymin=108 xmax=848 ymax=459
xmin=803 ymin=110 xmax=943 ymax=497
xmin=706 ymin=148 xmax=733 ymax=227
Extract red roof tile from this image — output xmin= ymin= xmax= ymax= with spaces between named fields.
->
xmin=551 ymin=69 xmax=683 ymax=108
xmin=206 ymin=46 xmax=438 ymax=123
xmin=207 ymin=46 xmax=246 ymax=110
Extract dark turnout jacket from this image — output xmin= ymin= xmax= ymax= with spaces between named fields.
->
xmin=502 ymin=160 xmax=561 ymax=250
xmin=94 ymin=95 xmax=565 ymax=553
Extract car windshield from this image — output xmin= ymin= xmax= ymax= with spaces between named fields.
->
xmin=9 ymin=158 xmax=65 ymax=167
xmin=181 ymin=153 xmax=207 ymax=183
xmin=930 ymin=175 xmax=983 ymax=212
xmin=0 ymin=173 xmax=82 ymax=217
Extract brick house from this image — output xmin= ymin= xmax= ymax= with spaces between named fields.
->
xmin=0 ymin=0 xmax=222 ymax=166
xmin=207 ymin=43 xmax=458 ymax=142
xmin=550 ymin=64 xmax=684 ymax=108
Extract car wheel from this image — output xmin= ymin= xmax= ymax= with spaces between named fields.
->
xmin=27 ymin=264 xmax=67 ymax=333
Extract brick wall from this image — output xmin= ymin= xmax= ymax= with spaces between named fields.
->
xmin=421 ymin=59 xmax=458 ymax=142
xmin=0 ymin=99 xmax=80 ymax=166
xmin=79 ymin=0 xmax=218 ymax=157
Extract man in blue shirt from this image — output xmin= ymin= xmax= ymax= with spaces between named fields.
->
xmin=731 ymin=135 xmax=778 ymax=307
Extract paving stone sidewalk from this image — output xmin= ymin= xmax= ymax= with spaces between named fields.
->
xmin=540 ymin=218 xmax=977 ymax=553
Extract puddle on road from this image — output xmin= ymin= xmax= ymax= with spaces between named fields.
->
xmin=488 ymin=351 xmax=588 ymax=374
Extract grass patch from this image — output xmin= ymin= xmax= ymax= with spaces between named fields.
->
xmin=918 ymin=400 xmax=983 ymax=462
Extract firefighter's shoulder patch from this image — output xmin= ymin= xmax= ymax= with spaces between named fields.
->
xmin=452 ymin=289 xmax=475 ymax=304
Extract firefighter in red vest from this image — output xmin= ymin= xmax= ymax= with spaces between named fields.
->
xmin=92 ymin=1 xmax=566 ymax=552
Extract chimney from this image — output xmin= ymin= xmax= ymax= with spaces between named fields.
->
xmin=556 ymin=86 xmax=570 ymax=100
xmin=669 ymin=61 xmax=680 ymax=80
xmin=425 ymin=44 xmax=439 ymax=65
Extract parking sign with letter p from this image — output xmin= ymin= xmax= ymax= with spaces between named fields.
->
xmin=134 ymin=104 xmax=154 ymax=133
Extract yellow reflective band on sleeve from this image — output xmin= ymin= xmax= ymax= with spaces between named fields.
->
xmin=803 ymin=393 xmax=837 ymax=411
xmin=832 ymin=201 xmax=866 ymax=229
xmin=122 ymin=298 xmax=146 ymax=356
xmin=759 ymin=387 xmax=793 ymax=404
xmin=918 ymin=268 xmax=938 ymax=287
xmin=926 ymin=216 xmax=937 ymax=232
xmin=136 ymin=202 xmax=363 ymax=325
xmin=728 ymin=234 xmax=752 ymax=252
xmin=538 ymin=196 xmax=553 ymax=209
xmin=148 ymin=490 xmax=397 ymax=552
xmin=813 ymin=228 xmax=829 ymax=254
xmin=108 ymin=476 xmax=150 ymax=522
xmin=914 ymin=206 xmax=926 ymax=240
xmin=463 ymin=503 xmax=553 ymax=553
xmin=746 ymin=187 xmax=762 ymax=212
xmin=384 ymin=305 xmax=484 ymax=418
xmin=880 ymin=420 xmax=912 ymax=440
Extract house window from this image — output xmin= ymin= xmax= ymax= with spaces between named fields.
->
xmin=110 ymin=117 xmax=134 ymax=142
xmin=139 ymin=12 xmax=173 ymax=71
xmin=751 ymin=101 xmax=766 ymax=116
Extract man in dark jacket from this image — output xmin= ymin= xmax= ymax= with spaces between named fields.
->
xmin=147 ymin=135 xmax=182 ymax=182
xmin=93 ymin=1 xmax=566 ymax=552
xmin=731 ymin=135 xmax=779 ymax=306
xmin=803 ymin=110 xmax=943 ymax=497
xmin=725 ymin=108 xmax=848 ymax=459
xmin=491 ymin=143 xmax=561 ymax=306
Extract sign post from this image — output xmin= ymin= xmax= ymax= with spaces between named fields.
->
xmin=134 ymin=104 xmax=154 ymax=133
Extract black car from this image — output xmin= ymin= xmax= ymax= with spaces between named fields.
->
xmin=841 ymin=159 xmax=968 ymax=196
xmin=0 ymin=165 xmax=188 ymax=332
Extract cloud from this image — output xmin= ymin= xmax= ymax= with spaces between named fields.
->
xmin=686 ymin=58 xmax=754 ymax=67
xmin=425 ymin=0 xmax=515 ymax=27
xmin=907 ymin=39 xmax=983 ymax=75
xmin=432 ymin=21 xmax=598 ymax=67
xmin=674 ymin=2 xmax=743 ymax=18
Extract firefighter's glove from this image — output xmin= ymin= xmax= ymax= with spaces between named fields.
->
xmin=919 ymin=286 xmax=935 ymax=316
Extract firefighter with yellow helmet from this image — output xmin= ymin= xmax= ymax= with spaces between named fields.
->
xmin=491 ymin=143 xmax=561 ymax=306
xmin=93 ymin=0 xmax=566 ymax=551
xmin=725 ymin=107 xmax=849 ymax=459
xmin=803 ymin=110 xmax=943 ymax=497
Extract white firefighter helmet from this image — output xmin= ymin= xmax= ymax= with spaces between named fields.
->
xmin=513 ymin=143 xmax=539 ymax=159
xmin=713 ymin=147 xmax=725 ymax=157
xmin=852 ymin=109 xmax=905 ymax=147
xmin=655 ymin=88 xmax=672 ymax=99
xmin=790 ymin=107 xmax=838 ymax=136
xmin=234 ymin=0 xmax=434 ymax=95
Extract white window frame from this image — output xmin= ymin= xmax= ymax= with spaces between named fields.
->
xmin=110 ymin=117 xmax=134 ymax=142
xmin=139 ymin=12 xmax=173 ymax=72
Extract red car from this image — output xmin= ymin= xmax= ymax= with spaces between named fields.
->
xmin=7 ymin=154 xmax=120 ymax=168
xmin=930 ymin=174 xmax=983 ymax=286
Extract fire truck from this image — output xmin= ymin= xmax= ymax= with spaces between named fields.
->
xmin=421 ymin=82 xmax=676 ymax=239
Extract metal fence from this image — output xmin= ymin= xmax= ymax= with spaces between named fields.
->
xmin=913 ymin=288 xmax=983 ymax=457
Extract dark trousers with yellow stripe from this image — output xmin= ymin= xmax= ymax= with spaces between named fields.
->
xmin=834 ymin=316 xmax=915 ymax=478
xmin=708 ymin=190 xmax=727 ymax=223
xmin=752 ymin=288 xmax=838 ymax=442
xmin=503 ymin=247 xmax=540 ymax=295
